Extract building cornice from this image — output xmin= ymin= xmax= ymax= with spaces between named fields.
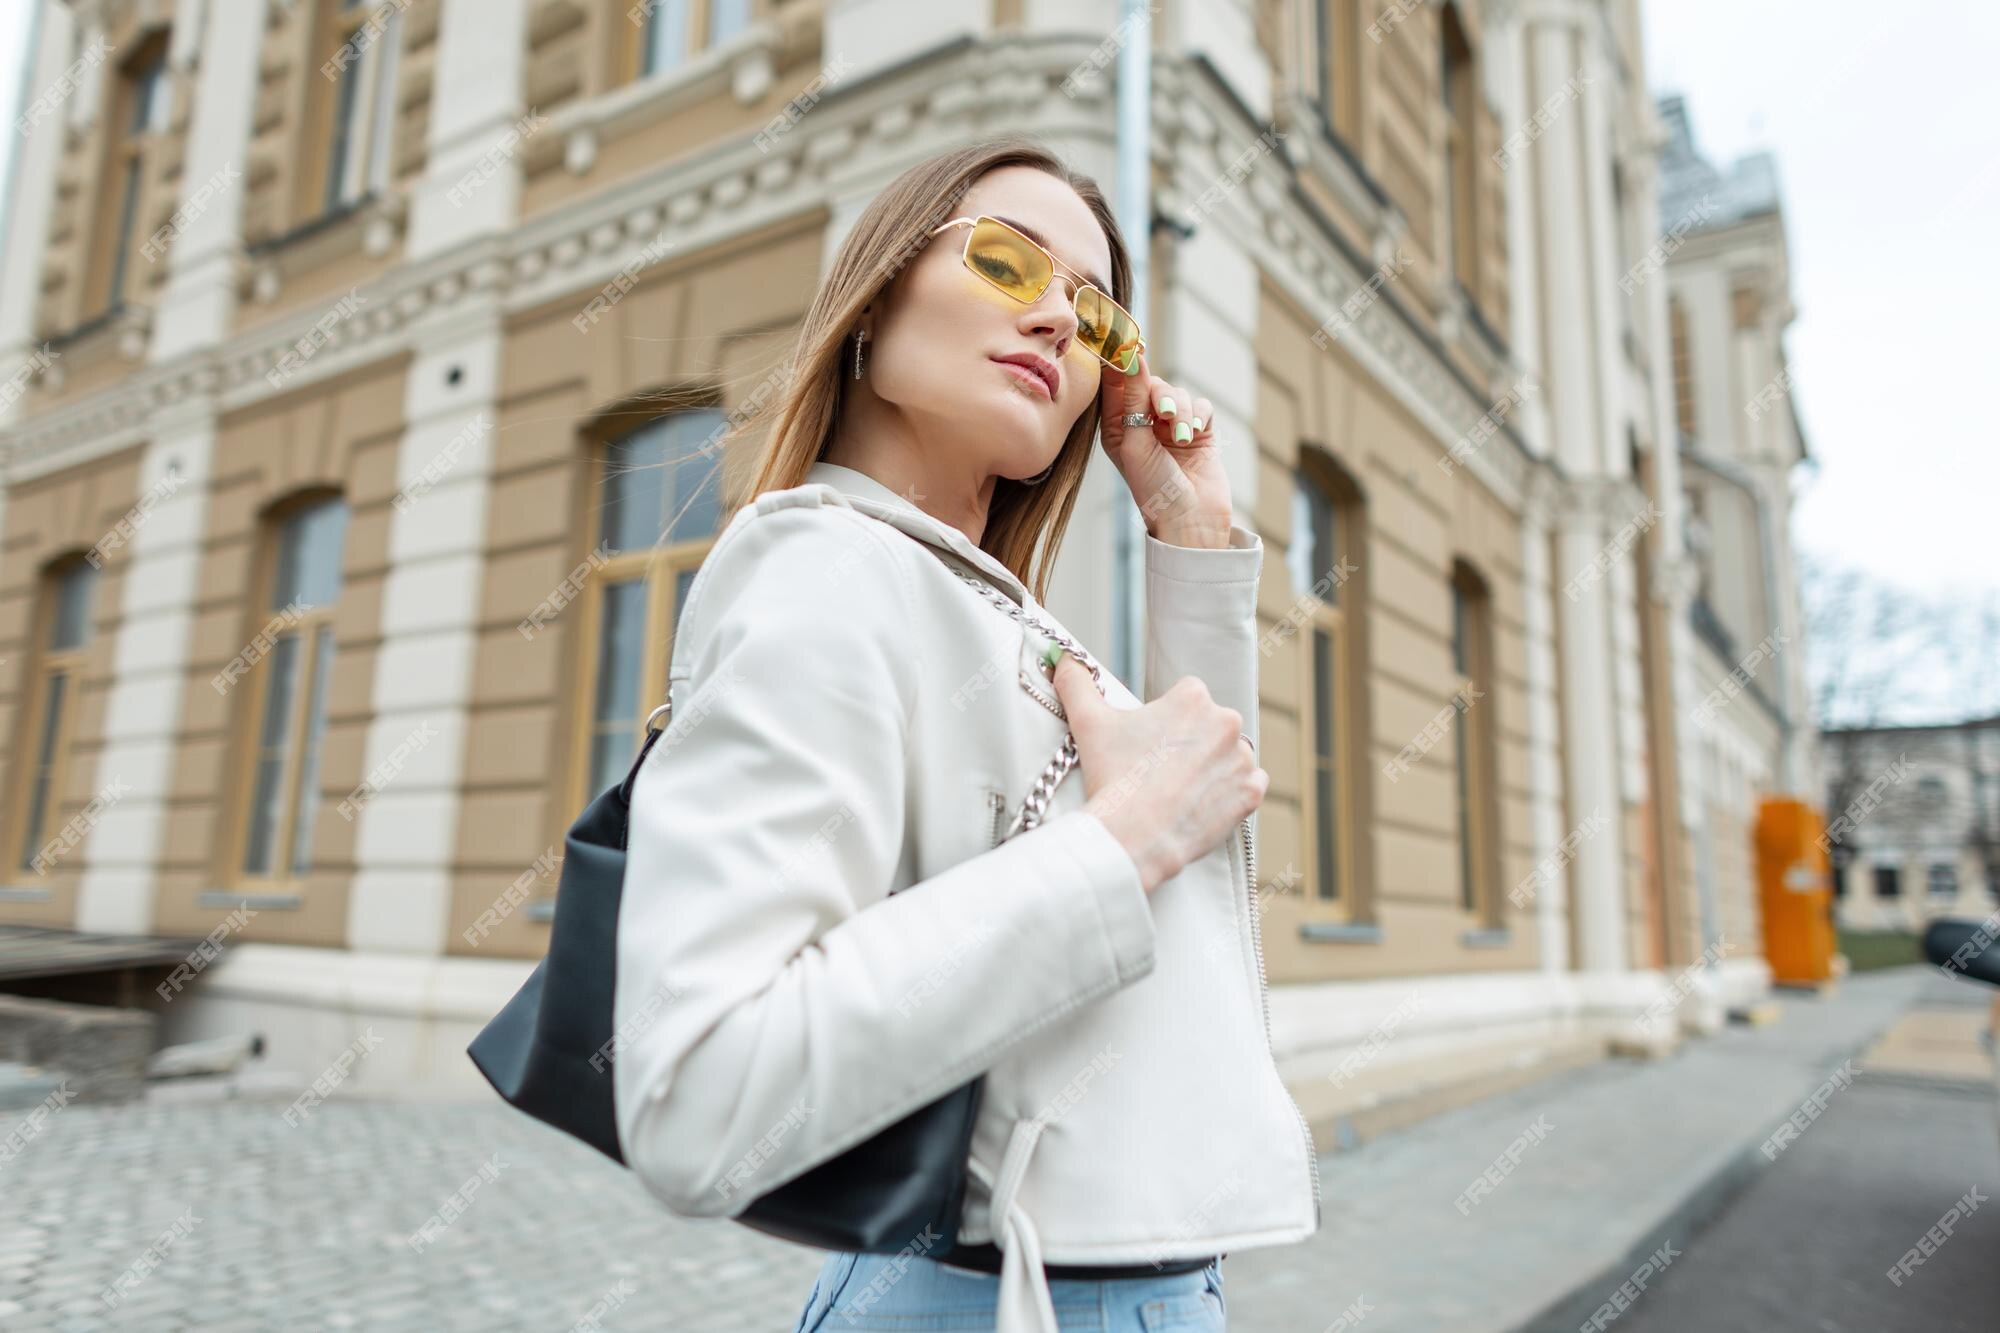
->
xmin=6 ymin=34 xmax=1539 ymax=508
xmin=1553 ymin=473 xmax=1652 ymax=533
xmin=1156 ymin=56 xmax=1544 ymax=512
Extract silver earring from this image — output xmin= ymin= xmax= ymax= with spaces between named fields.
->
xmin=852 ymin=332 xmax=866 ymax=381
xmin=1022 ymin=459 xmax=1055 ymax=485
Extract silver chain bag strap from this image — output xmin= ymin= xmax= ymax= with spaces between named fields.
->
xmin=922 ymin=550 xmax=1107 ymax=843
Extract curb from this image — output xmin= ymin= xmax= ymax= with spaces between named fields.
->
xmin=1504 ymin=990 xmax=1920 ymax=1333
xmin=0 ymin=1063 xmax=65 ymax=1112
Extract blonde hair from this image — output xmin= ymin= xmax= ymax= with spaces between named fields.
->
xmin=716 ymin=135 xmax=1135 ymax=604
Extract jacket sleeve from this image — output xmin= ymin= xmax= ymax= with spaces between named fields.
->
xmin=1142 ymin=522 xmax=1265 ymax=750
xmin=612 ymin=501 xmax=1157 ymax=1218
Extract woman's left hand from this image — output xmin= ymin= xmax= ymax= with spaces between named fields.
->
xmin=1095 ymin=349 xmax=1234 ymax=549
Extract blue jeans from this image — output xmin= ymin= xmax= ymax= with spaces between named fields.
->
xmin=791 ymin=1251 xmax=1227 ymax=1331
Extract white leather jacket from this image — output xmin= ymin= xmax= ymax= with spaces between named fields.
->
xmin=613 ymin=460 xmax=1320 ymax=1331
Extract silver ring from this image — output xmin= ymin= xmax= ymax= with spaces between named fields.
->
xmin=1121 ymin=411 xmax=1154 ymax=427
xmin=1238 ymin=732 xmax=1255 ymax=754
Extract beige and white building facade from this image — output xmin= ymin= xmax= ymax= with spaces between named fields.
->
xmin=0 ymin=0 xmax=1802 ymax=1113
xmin=1652 ymin=91 xmax=1821 ymax=971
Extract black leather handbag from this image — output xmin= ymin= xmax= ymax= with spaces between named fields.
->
xmin=465 ymin=706 xmax=985 ymax=1254
xmin=465 ymin=544 xmax=1103 ymax=1255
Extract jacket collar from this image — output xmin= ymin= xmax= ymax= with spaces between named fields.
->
xmin=803 ymin=460 xmax=1032 ymax=606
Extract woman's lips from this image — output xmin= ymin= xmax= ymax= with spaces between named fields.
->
xmin=993 ymin=358 xmax=1055 ymax=399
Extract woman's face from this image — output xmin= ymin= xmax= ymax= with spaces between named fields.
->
xmin=861 ymin=166 xmax=1115 ymax=482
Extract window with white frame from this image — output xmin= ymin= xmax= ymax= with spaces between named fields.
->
xmin=627 ymin=0 xmax=754 ymax=82
xmin=9 ymin=560 xmax=100 ymax=877
xmin=573 ymin=408 xmax=727 ymax=805
xmin=304 ymin=0 xmax=402 ymax=220
xmin=231 ymin=495 xmax=349 ymax=885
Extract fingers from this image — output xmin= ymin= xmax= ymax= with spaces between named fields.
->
xmin=1048 ymin=651 xmax=1104 ymax=722
xmin=1121 ymin=349 xmax=1153 ymax=415
xmin=1105 ymin=351 xmax=1214 ymax=451
xmin=1148 ymin=379 xmax=1211 ymax=447
xmin=1150 ymin=385 xmax=1178 ymax=447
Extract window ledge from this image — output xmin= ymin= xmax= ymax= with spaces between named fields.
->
xmin=1273 ymin=88 xmax=1392 ymax=222
xmin=36 ymin=303 xmax=153 ymax=389
xmin=242 ymin=191 xmax=406 ymax=306
xmin=197 ymin=890 xmax=303 ymax=912
xmin=0 ymin=886 xmax=54 ymax=903
xmin=537 ymin=23 xmax=782 ymax=178
xmin=1300 ymin=921 xmax=1383 ymax=945
xmin=1434 ymin=278 xmax=1508 ymax=381
xmin=1460 ymin=927 xmax=1511 ymax=949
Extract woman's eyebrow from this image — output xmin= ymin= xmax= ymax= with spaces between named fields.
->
xmin=992 ymin=214 xmax=1112 ymax=294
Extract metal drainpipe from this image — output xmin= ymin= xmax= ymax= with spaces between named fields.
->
xmin=1684 ymin=444 xmax=1797 ymax=793
xmin=1111 ymin=0 xmax=1152 ymax=690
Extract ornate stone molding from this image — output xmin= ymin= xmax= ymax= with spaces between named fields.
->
xmin=1150 ymin=59 xmax=1545 ymax=513
xmin=1 ymin=33 xmax=1534 ymax=504
xmin=1520 ymin=458 xmax=1565 ymax=529
xmin=1552 ymin=473 xmax=1652 ymax=535
xmin=525 ymin=21 xmax=785 ymax=181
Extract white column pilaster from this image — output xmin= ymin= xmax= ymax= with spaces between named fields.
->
xmin=345 ymin=310 xmax=501 ymax=955
xmin=74 ymin=0 xmax=260 ymax=932
xmin=347 ymin=0 xmax=530 ymax=953
xmin=1520 ymin=477 xmax=1569 ymax=971
xmin=77 ymin=415 xmax=208 ymax=933
xmin=404 ymin=0 xmax=532 ymax=259
xmin=825 ymin=0 xmax=988 ymax=88
xmin=1519 ymin=7 xmax=1631 ymax=976
xmin=0 ymin=0 xmax=78 ymax=428
xmin=1553 ymin=488 xmax=1630 ymax=974
xmin=150 ymin=0 xmax=262 ymax=361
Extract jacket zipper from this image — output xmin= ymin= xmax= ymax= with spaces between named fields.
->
xmin=988 ymin=790 xmax=1006 ymax=849
xmin=1238 ymin=813 xmax=1323 ymax=1227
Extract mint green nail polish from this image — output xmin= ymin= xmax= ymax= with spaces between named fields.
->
xmin=1041 ymin=641 xmax=1064 ymax=671
xmin=1174 ymin=420 xmax=1193 ymax=443
xmin=1158 ymin=396 xmax=1177 ymax=418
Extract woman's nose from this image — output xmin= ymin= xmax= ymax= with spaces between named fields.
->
xmin=1020 ymin=279 xmax=1078 ymax=350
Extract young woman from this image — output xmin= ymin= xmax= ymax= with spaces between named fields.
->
xmin=611 ymin=136 xmax=1320 ymax=1333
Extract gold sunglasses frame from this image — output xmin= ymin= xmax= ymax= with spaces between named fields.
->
xmin=926 ymin=214 xmax=1146 ymax=374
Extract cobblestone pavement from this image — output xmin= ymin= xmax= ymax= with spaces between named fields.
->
xmin=0 ymin=968 xmax=1953 ymax=1332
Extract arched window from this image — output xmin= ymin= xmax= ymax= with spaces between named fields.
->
xmin=301 ymin=0 xmax=401 ymax=220
xmin=1290 ymin=452 xmax=1367 ymax=915
xmin=87 ymin=31 xmax=170 ymax=316
xmin=1440 ymin=3 xmax=1478 ymax=291
xmin=1669 ymin=296 xmax=1697 ymax=441
xmin=229 ymin=493 xmax=349 ymax=883
xmin=1451 ymin=560 xmax=1500 ymax=923
xmin=8 ymin=557 xmax=100 ymax=876
xmin=572 ymin=407 xmax=727 ymax=803
xmin=1303 ymin=0 xmax=1361 ymax=140
xmin=624 ymin=0 xmax=754 ymax=83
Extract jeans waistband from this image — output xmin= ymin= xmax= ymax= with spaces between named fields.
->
xmin=934 ymin=1241 xmax=1218 ymax=1281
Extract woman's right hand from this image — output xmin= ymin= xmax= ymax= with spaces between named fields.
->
xmin=1049 ymin=652 xmax=1267 ymax=895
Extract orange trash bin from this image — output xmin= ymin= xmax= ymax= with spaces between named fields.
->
xmin=1757 ymin=797 xmax=1838 ymax=987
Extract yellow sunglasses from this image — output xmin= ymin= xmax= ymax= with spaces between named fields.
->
xmin=927 ymin=215 xmax=1145 ymax=375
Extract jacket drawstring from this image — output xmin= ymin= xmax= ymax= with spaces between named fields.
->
xmin=965 ymin=1117 xmax=1057 ymax=1333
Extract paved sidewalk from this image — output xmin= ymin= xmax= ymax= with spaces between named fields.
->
xmin=0 ymin=968 xmax=1944 ymax=1331
xmin=1611 ymin=1075 xmax=1999 ymax=1333
xmin=1223 ymin=966 xmax=1945 ymax=1333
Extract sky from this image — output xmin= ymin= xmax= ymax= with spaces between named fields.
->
xmin=1643 ymin=0 xmax=2000 ymax=724
xmin=1642 ymin=0 xmax=2000 ymax=603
